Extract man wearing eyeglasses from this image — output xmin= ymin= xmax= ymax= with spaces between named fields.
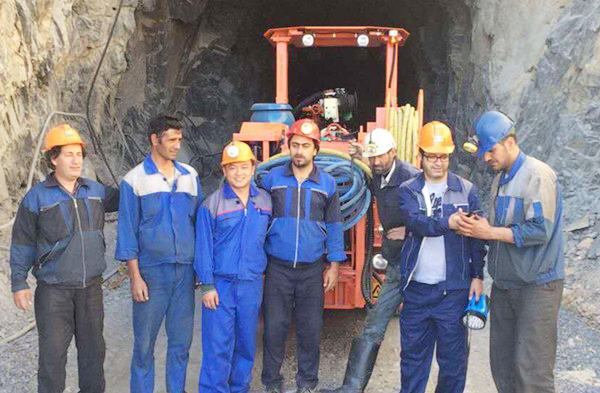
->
xmin=397 ymin=121 xmax=486 ymax=393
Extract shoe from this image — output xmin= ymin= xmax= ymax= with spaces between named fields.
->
xmin=320 ymin=337 xmax=381 ymax=393
xmin=297 ymin=387 xmax=317 ymax=393
xmin=265 ymin=385 xmax=283 ymax=393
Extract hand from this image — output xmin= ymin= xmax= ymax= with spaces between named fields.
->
xmin=456 ymin=214 xmax=493 ymax=240
xmin=202 ymin=290 xmax=219 ymax=310
xmin=469 ymin=278 xmax=484 ymax=302
xmin=397 ymin=302 xmax=404 ymax=313
xmin=324 ymin=263 xmax=340 ymax=292
xmin=130 ymin=276 xmax=149 ymax=302
xmin=13 ymin=289 xmax=32 ymax=311
xmin=348 ymin=141 xmax=363 ymax=158
xmin=448 ymin=208 xmax=466 ymax=230
xmin=386 ymin=227 xmax=406 ymax=241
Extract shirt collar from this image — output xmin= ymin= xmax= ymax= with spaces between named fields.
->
xmin=283 ymin=161 xmax=320 ymax=184
xmin=500 ymin=151 xmax=526 ymax=185
xmin=380 ymin=160 xmax=397 ymax=188
xmin=143 ymin=155 xmax=190 ymax=176
xmin=409 ymin=171 xmax=463 ymax=192
xmin=44 ymin=173 xmax=89 ymax=190
xmin=223 ymin=180 xmax=259 ymax=199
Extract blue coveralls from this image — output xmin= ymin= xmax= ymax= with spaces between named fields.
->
xmin=195 ymin=181 xmax=272 ymax=393
xmin=116 ymin=156 xmax=203 ymax=393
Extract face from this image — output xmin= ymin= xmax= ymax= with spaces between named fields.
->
xmin=52 ymin=144 xmax=83 ymax=182
xmin=152 ymin=128 xmax=182 ymax=161
xmin=289 ymin=135 xmax=317 ymax=168
xmin=223 ymin=160 xmax=255 ymax=190
xmin=483 ymin=140 xmax=511 ymax=171
xmin=369 ymin=149 xmax=396 ymax=175
xmin=420 ymin=151 xmax=450 ymax=181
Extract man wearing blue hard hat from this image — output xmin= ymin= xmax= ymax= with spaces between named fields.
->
xmin=458 ymin=111 xmax=565 ymax=393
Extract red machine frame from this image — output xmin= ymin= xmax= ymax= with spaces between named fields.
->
xmin=233 ymin=26 xmax=423 ymax=309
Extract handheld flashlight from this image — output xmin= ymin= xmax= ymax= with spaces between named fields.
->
xmin=462 ymin=294 xmax=489 ymax=330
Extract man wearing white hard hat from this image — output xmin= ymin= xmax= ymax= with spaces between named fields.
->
xmin=323 ymin=128 xmax=419 ymax=393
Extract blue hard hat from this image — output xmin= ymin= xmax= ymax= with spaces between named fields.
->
xmin=470 ymin=111 xmax=515 ymax=157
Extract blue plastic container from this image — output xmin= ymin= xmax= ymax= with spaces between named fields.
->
xmin=250 ymin=103 xmax=295 ymax=127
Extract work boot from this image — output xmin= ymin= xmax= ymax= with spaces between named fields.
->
xmin=297 ymin=387 xmax=317 ymax=393
xmin=320 ymin=337 xmax=381 ymax=393
xmin=265 ymin=385 xmax=283 ymax=393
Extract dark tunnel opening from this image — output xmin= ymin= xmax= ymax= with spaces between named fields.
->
xmin=119 ymin=0 xmax=473 ymax=190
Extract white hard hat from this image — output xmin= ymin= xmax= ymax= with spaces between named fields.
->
xmin=363 ymin=128 xmax=396 ymax=158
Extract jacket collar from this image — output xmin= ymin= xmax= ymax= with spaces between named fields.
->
xmin=223 ymin=180 xmax=259 ymax=199
xmin=500 ymin=150 xmax=526 ymax=186
xmin=283 ymin=161 xmax=320 ymax=184
xmin=408 ymin=171 xmax=463 ymax=192
xmin=143 ymin=154 xmax=190 ymax=176
xmin=44 ymin=173 xmax=89 ymax=189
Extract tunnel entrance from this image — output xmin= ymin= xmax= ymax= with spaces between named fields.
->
xmin=118 ymin=0 xmax=474 ymax=187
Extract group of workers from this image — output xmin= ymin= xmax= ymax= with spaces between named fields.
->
xmin=9 ymin=110 xmax=564 ymax=393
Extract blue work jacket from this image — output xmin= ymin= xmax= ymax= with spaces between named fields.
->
xmin=399 ymin=172 xmax=487 ymax=291
xmin=115 ymin=155 xmax=203 ymax=267
xmin=10 ymin=174 xmax=118 ymax=291
xmin=260 ymin=162 xmax=346 ymax=265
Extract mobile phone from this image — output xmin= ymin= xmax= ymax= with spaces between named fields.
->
xmin=467 ymin=210 xmax=482 ymax=217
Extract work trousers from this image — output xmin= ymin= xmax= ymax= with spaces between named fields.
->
xmin=490 ymin=280 xmax=563 ymax=393
xmin=199 ymin=278 xmax=263 ymax=393
xmin=362 ymin=260 xmax=403 ymax=344
xmin=400 ymin=282 xmax=469 ymax=393
xmin=35 ymin=278 xmax=105 ymax=393
xmin=261 ymin=259 xmax=325 ymax=389
xmin=131 ymin=263 xmax=195 ymax=393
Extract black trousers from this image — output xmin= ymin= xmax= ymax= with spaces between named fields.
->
xmin=261 ymin=259 xmax=325 ymax=389
xmin=35 ymin=278 xmax=106 ymax=393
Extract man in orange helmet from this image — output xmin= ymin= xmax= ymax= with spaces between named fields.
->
xmin=260 ymin=119 xmax=346 ymax=393
xmin=9 ymin=124 xmax=118 ymax=393
xmin=195 ymin=141 xmax=272 ymax=393
xmin=397 ymin=121 xmax=486 ymax=393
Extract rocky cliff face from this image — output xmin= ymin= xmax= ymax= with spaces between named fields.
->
xmin=1 ymin=0 xmax=599 ymax=219
xmin=0 ymin=0 xmax=136 ymax=220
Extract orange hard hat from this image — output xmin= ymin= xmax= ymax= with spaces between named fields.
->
xmin=287 ymin=119 xmax=321 ymax=144
xmin=418 ymin=121 xmax=455 ymax=154
xmin=221 ymin=141 xmax=257 ymax=166
xmin=45 ymin=124 xmax=86 ymax=151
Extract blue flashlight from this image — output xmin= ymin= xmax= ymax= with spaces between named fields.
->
xmin=462 ymin=294 xmax=489 ymax=330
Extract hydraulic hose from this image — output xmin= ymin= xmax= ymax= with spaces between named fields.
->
xmin=256 ymin=149 xmax=372 ymax=231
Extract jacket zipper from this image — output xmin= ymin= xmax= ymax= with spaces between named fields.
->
xmin=293 ymin=180 xmax=304 ymax=268
xmin=72 ymin=197 xmax=86 ymax=288
xmin=39 ymin=242 xmax=60 ymax=268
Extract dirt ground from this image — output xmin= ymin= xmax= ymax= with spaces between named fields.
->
xmin=2 ymin=222 xmax=600 ymax=392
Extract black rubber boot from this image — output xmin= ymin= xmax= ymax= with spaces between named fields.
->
xmin=320 ymin=337 xmax=381 ymax=393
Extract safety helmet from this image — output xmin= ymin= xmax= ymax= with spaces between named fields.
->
xmin=44 ymin=124 xmax=86 ymax=151
xmin=418 ymin=121 xmax=455 ymax=155
xmin=469 ymin=111 xmax=515 ymax=157
xmin=221 ymin=141 xmax=256 ymax=166
xmin=287 ymin=119 xmax=321 ymax=144
xmin=363 ymin=128 xmax=396 ymax=158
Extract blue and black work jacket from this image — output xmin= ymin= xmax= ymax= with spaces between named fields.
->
xmin=399 ymin=172 xmax=487 ymax=291
xmin=372 ymin=158 xmax=420 ymax=262
xmin=260 ymin=162 xmax=346 ymax=266
xmin=115 ymin=155 xmax=203 ymax=267
xmin=9 ymin=174 xmax=119 ymax=291
xmin=194 ymin=181 xmax=272 ymax=288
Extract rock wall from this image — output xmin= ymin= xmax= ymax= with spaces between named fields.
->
xmin=1 ymin=0 xmax=599 ymax=219
xmin=0 ymin=0 xmax=136 ymax=220
xmin=443 ymin=0 xmax=600 ymax=220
